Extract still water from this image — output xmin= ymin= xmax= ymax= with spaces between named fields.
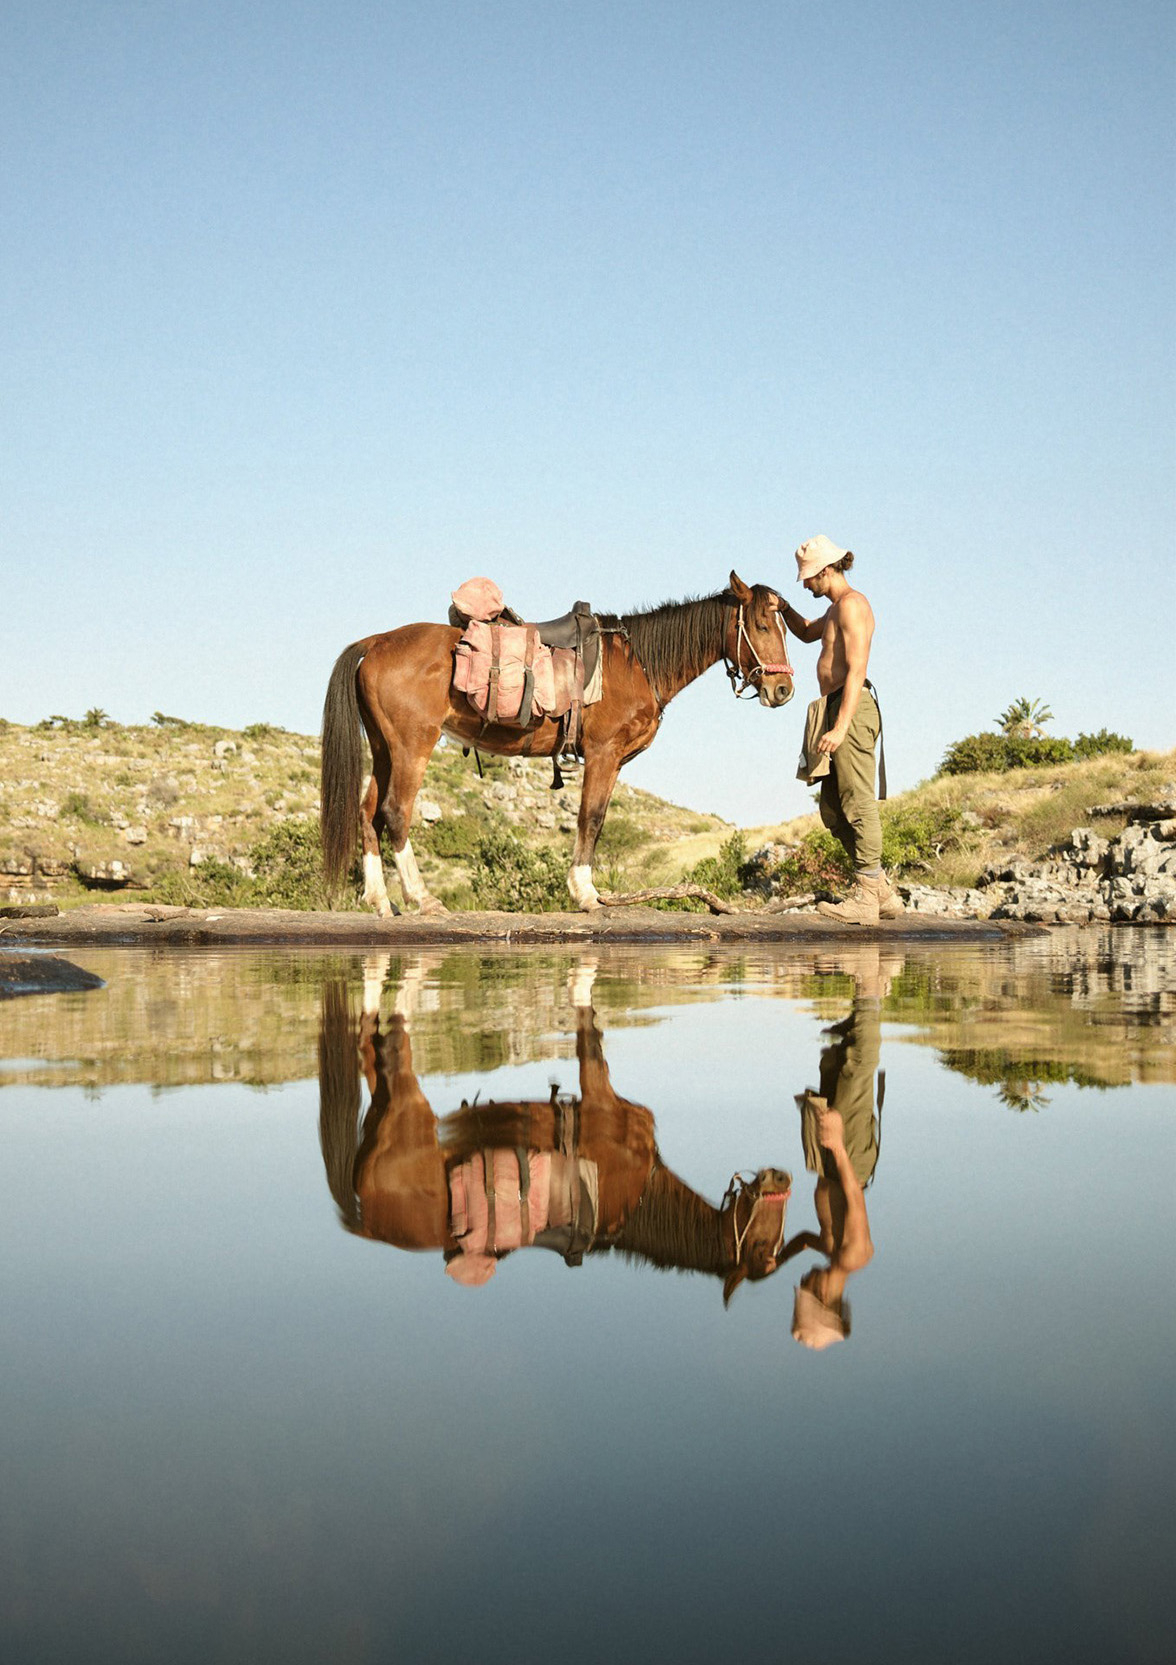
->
xmin=1 ymin=933 xmax=1173 ymax=1665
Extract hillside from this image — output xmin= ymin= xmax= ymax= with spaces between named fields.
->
xmin=0 ymin=716 xmax=727 ymax=909
xmin=2 ymin=713 xmax=1172 ymax=912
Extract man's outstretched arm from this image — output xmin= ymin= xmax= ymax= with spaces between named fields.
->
xmin=779 ymin=598 xmax=825 ymax=644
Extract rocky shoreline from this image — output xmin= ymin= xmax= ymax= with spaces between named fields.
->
xmin=3 ymin=802 xmax=1174 ymax=951
xmin=900 ymin=801 xmax=1176 ymax=925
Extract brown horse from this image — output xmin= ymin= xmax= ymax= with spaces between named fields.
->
xmin=320 ymin=573 xmax=794 ymax=914
xmin=317 ymin=977 xmax=793 ymax=1305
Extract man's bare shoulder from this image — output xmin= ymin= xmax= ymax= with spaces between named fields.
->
xmin=830 ymin=587 xmax=874 ymax=626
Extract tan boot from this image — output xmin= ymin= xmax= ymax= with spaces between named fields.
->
xmin=878 ymin=874 xmax=905 ymax=919
xmin=817 ymin=876 xmax=881 ymax=925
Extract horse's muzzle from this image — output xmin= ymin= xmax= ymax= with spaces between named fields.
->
xmin=759 ymin=681 xmax=795 ymax=708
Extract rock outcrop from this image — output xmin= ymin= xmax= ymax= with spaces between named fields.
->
xmin=900 ymin=802 xmax=1176 ymax=924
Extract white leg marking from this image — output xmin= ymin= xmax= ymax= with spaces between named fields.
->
xmin=362 ymin=952 xmax=392 ymax=1016
xmin=363 ymin=851 xmax=393 ymax=918
xmin=393 ymin=839 xmax=428 ymax=909
xmin=568 ymin=863 xmax=600 ymax=911
xmin=568 ymin=957 xmax=599 ymax=1007
xmin=393 ymin=962 xmax=426 ymax=1018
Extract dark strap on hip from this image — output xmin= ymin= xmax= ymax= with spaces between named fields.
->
xmin=866 ymin=680 xmax=887 ymax=801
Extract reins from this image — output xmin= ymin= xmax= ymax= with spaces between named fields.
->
xmin=724 ymin=602 xmax=795 ymax=698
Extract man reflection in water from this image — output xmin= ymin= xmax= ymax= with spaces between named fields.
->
xmin=788 ymin=954 xmax=893 ymax=1349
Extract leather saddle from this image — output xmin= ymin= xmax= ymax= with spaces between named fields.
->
xmin=530 ymin=601 xmax=600 ymax=689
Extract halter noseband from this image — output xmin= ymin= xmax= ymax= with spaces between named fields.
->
xmin=724 ymin=1170 xmax=792 ymax=1265
xmin=724 ymin=602 xmax=795 ymax=699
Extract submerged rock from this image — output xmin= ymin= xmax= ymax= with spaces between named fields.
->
xmin=0 ymin=951 xmax=105 ymax=1000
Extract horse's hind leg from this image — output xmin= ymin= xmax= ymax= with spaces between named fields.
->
xmin=379 ymin=735 xmax=448 ymax=916
xmin=360 ymin=773 xmax=397 ymax=917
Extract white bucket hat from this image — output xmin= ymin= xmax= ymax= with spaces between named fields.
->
xmin=795 ymin=534 xmax=848 ymax=583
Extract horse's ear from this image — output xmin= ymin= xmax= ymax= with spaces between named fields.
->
xmin=723 ymin=1264 xmax=748 ymax=1308
xmin=729 ymin=570 xmax=752 ymax=603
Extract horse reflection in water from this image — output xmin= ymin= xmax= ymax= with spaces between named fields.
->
xmin=318 ymin=965 xmax=792 ymax=1306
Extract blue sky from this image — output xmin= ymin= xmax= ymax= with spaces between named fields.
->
xmin=2 ymin=1 xmax=1172 ymax=825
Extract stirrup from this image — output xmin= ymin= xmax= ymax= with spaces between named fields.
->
xmin=551 ymin=751 xmax=581 ymax=791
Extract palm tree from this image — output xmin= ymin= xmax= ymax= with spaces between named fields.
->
xmin=995 ymin=697 xmax=1053 ymax=739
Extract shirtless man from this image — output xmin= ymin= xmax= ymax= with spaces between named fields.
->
xmin=778 ymin=534 xmax=902 ymax=924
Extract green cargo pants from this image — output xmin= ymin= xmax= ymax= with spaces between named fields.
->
xmin=800 ymin=999 xmax=882 ymax=1189
xmin=819 ymin=686 xmax=882 ymax=872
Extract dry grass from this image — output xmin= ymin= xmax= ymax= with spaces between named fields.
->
xmin=913 ymin=749 xmax=1176 ymax=882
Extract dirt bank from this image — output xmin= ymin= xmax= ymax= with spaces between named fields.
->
xmin=0 ymin=900 xmax=1042 ymax=949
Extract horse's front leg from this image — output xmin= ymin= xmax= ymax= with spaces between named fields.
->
xmin=568 ymin=750 xmax=623 ymax=911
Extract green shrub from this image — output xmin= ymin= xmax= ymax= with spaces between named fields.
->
xmin=942 ymin=723 xmax=1134 ymax=776
xmin=144 ymin=818 xmax=332 ymax=910
xmin=417 ymin=813 xmax=488 ymax=859
xmin=243 ymin=722 xmax=285 ymax=740
xmin=595 ymin=814 xmax=648 ymax=859
xmin=249 ymin=818 xmax=328 ymax=909
xmin=682 ymin=831 xmax=751 ymax=899
xmin=770 ymin=829 xmax=854 ymax=894
xmin=646 ymin=832 xmax=754 ymax=912
xmin=1073 ymin=728 xmax=1134 ymax=759
xmin=763 ymin=806 xmax=966 ymax=892
xmin=1004 ymin=735 xmax=1074 ymax=769
xmin=60 ymin=790 xmax=104 ymax=824
xmin=470 ymin=829 xmax=568 ymax=911
xmin=880 ymin=803 xmax=968 ymax=874
xmin=150 ymin=857 xmax=255 ymax=908
xmin=940 ymin=731 xmax=1008 ymax=775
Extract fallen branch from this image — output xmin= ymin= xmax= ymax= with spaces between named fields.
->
xmin=760 ymin=892 xmax=816 ymax=913
xmin=597 ymin=884 xmax=739 ymax=915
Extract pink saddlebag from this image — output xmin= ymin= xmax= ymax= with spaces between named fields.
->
xmin=453 ymin=622 xmax=555 ymax=724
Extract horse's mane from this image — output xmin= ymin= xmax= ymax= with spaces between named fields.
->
xmin=598 ymin=592 xmax=731 ymax=705
xmin=593 ymin=1161 xmax=730 ymax=1279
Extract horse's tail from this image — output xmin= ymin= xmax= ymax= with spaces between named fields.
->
xmin=317 ymin=978 xmax=363 ymax=1231
xmin=321 ymin=636 xmax=377 ymax=898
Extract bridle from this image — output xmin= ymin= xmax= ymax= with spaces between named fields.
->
xmin=723 ymin=1171 xmax=792 ymax=1265
xmin=724 ymin=601 xmax=795 ymax=699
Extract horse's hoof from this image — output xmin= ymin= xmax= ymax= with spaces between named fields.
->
xmin=374 ymin=901 xmax=397 ymax=919
xmin=418 ymin=896 xmax=449 ymax=917
xmin=577 ymin=897 xmax=602 ymax=913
